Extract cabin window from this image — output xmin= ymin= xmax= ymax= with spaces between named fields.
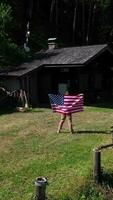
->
xmin=60 ymin=68 xmax=69 ymax=72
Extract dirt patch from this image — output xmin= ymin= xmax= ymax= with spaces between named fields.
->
xmin=0 ymin=136 xmax=16 ymax=152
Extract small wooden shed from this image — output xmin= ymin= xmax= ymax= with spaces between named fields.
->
xmin=0 ymin=43 xmax=113 ymax=106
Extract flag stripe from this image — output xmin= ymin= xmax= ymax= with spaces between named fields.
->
xmin=48 ymin=93 xmax=84 ymax=114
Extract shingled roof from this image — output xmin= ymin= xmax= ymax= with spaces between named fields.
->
xmin=0 ymin=44 xmax=111 ymax=77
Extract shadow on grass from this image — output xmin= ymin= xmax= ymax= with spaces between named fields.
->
xmin=101 ymin=171 xmax=113 ymax=187
xmin=0 ymin=106 xmax=16 ymax=115
xmin=75 ymin=130 xmax=109 ymax=134
xmin=0 ymin=106 xmax=44 ymax=115
xmin=58 ymin=130 xmax=110 ymax=135
xmin=85 ymin=100 xmax=113 ymax=109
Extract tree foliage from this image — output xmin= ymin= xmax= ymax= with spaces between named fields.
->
xmin=0 ymin=1 xmax=29 ymax=68
xmin=0 ymin=0 xmax=113 ymax=68
xmin=0 ymin=3 xmax=12 ymax=36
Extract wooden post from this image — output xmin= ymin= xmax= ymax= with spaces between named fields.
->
xmin=111 ymin=126 xmax=113 ymax=143
xmin=93 ymin=148 xmax=101 ymax=184
xmin=34 ymin=177 xmax=48 ymax=200
xmin=23 ymin=90 xmax=29 ymax=108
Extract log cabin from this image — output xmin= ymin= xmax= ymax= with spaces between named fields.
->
xmin=0 ymin=43 xmax=113 ymax=107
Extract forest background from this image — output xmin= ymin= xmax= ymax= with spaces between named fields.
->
xmin=0 ymin=0 xmax=113 ymax=68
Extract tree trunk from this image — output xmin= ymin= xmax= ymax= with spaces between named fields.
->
xmin=49 ymin=0 xmax=56 ymax=22
xmin=90 ymin=0 xmax=97 ymax=42
xmin=82 ymin=0 xmax=85 ymax=44
xmin=55 ymin=0 xmax=59 ymax=37
xmin=86 ymin=0 xmax=93 ymax=44
xmin=72 ymin=0 xmax=78 ymax=45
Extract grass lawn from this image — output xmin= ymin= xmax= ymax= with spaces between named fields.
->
xmin=0 ymin=105 xmax=113 ymax=200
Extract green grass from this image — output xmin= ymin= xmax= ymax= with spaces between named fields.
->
xmin=0 ymin=106 xmax=113 ymax=199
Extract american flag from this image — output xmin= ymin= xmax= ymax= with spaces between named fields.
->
xmin=48 ymin=93 xmax=84 ymax=114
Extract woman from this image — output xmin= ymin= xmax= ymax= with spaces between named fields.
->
xmin=57 ymin=89 xmax=74 ymax=134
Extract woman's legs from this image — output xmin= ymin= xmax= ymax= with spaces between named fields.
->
xmin=57 ymin=114 xmax=66 ymax=133
xmin=67 ymin=114 xmax=74 ymax=133
xmin=57 ymin=113 xmax=74 ymax=133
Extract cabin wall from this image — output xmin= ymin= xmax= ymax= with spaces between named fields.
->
xmin=29 ymin=72 xmax=38 ymax=106
xmin=37 ymin=69 xmax=53 ymax=104
xmin=1 ymin=50 xmax=113 ymax=106
xmin=1 ymin=64 xmax=113 ymax=106
xmin=36 ymin=62 xmax=113 ymax=105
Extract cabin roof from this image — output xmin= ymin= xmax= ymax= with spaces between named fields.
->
xmin=0 ymin=44 xmax=111 ymax=77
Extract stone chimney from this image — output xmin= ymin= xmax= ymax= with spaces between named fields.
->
xmin=48 ymin=38 xmax=57 ymax=50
